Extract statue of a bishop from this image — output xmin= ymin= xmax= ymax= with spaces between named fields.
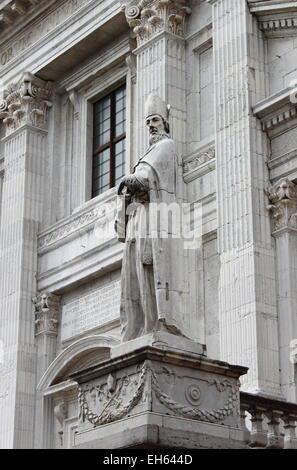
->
xmin=116 ymin=94 xmax=192 ymax=342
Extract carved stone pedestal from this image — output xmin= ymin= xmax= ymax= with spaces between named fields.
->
xmin=72 ymin=334 xmax=248 ymax=449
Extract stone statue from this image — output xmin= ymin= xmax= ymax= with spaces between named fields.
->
xmin=116 ymin=94 xmax=190 ymax=342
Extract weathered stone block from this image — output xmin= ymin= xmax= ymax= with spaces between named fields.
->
xmin=72 ymin=334 xmax=248 ymax=449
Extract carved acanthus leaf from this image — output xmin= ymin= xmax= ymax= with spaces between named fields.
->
xmin=266 ymin=178 xmax=297 ymax=232
xmin=122 ymin=0 xmax=191 ymax=46
xmin=0 ymin=72 xmax=53 ymax=134
xmin=33 ymin=292 xmax=61 ymax=336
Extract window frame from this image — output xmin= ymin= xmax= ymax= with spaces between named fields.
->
xmin=79 ymin=69 xmax=129 ymax=204
xmin=92 ymin=85 xmax=127 ymax=198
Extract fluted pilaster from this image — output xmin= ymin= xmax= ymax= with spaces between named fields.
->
xmin=208 ymin=0 xmax=281 ymax=396
xmin=0 ymin=72 xmax=53 ymax=448
xmin=267 ymin=178 xmax=297 ymax=401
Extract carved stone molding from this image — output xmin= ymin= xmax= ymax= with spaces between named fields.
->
xmin=0 ymin=72 xmax=53 ymax=135
xmin=0 ymin=1 xmax=47 ymax=30
xmin=253 ymin=86 xmax=297 ymax=137
xmin=68 ymin=90 xmax=80 ymax=120
xmin=183 ymin=146 xmax=215 ymax=174
xmin=260 ymin=17 xmax=297 ymax=36
xmin=54 ymin=401 xmax=67 ymax=446
xmin=266 ymin=178 xmax=297 ymax=233
xmin=0 ymin=0 xmax=45 ymax=26
xmin=121 ymin=0 xmax=192 ymax=46
xmin=248 ymin=0 xmax=297 ymax=38
xmin=38 ymin=198 xmax=117 ymax=250
xmin=33 ymin=292 xmax=61 ymax=336
xmin=126 ymin=53 xmax=137 ymax=84
xmin=263 ymin=107 xmax=297 ymax=132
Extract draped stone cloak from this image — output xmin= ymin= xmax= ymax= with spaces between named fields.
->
xmin=117 ymin=136 xmax=192 ymax=341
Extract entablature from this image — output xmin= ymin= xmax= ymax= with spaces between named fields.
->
xmin=0 ymin=0 xmax=49 ymax=31
xmin=183 ymin=138 xmax=215 ymax=183
xmin=253 ymin=85 xmax=297 ymax=136
xmin=248 ymin=0 xmax=297 ymax=37
xmin=254 ymin=86 xmax=297 ymax=183
xmin=57 ymin=36 xmax=133 ymax=94
xmin=0 ymin=0 xmax=127 ymax=85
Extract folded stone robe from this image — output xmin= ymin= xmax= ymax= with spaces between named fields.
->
xmin=116 ymin=136 xmax=192 ymax=342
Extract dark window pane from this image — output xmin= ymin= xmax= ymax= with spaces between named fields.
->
xmin=93 ymin=149 xmax=110 ymax=167
xmin=116 ymin=122 xmax=125 ymax=137
xmin=93 ymin=161 xmax=109 ymax=178
xmin=115 ymin=139 xmax=126 ymax=183
xmin=115 ymin=110 xmax=125 ymax=125
xmin=115 ymin=167 xmax=125 ymax=183
xmin=115 ymin=87 xmax=125 ymax=101
xmin=93 ymin=86 xmax=126 ymax=197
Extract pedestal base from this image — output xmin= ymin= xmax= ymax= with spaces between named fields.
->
xmin=72 ymin=334 xmax=248 ymax=449
xmin=74 ymin=412 xmax=248 ymax=449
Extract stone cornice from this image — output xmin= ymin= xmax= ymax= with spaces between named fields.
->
xmin=0 ymin=0 xmax=46 ymax=30
xmin=0 ymin=71 xmax=53 ymax=134
xmin=121 ymin=0 xmax=191 ymax=46
xmin=183 ymin=144 xmax=215 ymax=182
xmin=266 ymin=178 xmax=297 ymax=234
xmin=33 ymin=292 xmax=61 ymax=336
xmin=58 ymin=36 xmax=133 ymax=93
xmin=248 ymin=1 xmax=297 ymax=15
xmin=253 ymin=86 xmax=297 ymax=136
xmin=248 ymin=0 xmax=297 ymax=37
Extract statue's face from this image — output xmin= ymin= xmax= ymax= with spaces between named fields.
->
xmin=146 ymin=114 xmax=165 ymax=135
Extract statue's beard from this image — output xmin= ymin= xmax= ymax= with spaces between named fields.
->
xmin=149 ymin=132 xmax=169 ymax=147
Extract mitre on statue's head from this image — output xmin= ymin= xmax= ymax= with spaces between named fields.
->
xmin=145 ymin=93 xmax=170 ymax=124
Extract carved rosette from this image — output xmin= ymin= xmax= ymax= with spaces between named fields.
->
xmin=0 ymin=72 xmax=53 ymax=135
xmin=33 ymin=292 xmax=61 ymax=336
xmin=266 ymin=178 xmax=297 ymax=233
xmin=122 ymin=0 xmax=191 ymax=46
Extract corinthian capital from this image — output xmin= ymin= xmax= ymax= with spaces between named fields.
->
xmin=0 ymin=72 xmax=53 ymax=135
xmin=33 ymin=292 xmax=61 ymax=336
xmin=121 ymin=0 xmax=191 ymax=46
xmin=266 ymin=178 xmax=297 ymax=233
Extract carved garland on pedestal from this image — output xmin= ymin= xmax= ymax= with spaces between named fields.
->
xmin=151 ymin=373 xmax=238 ymax=423
xmin=266 ymin=178 xmax=297 ymax=232
xmin=78 ymin=365 xmax=148 ymax=426
xmin=33 ymin=292 xmax=61 ymax=336
xmin=122 ymin=0 xmax=191 ymax=46
xmin=78 ymin=362 xmax=239 ymax=427
xmin=0 ymin=72 xmax=53 ymax=134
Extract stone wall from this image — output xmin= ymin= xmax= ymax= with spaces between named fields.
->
xmin=0 ymin=0 xmax=297 ymax=448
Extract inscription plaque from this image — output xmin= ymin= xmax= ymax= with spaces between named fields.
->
xmin=61 ymin=280 xmax=121 ymax=341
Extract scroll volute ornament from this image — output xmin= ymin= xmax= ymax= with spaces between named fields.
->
xmin=0 ymin=72 xmax=53 ymax=134
xmin=122 ymin=0 xmax=191 ymax=45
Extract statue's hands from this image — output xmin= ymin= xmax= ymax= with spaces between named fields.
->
xmin=118 ymin=175 xmax=136 ymax=195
